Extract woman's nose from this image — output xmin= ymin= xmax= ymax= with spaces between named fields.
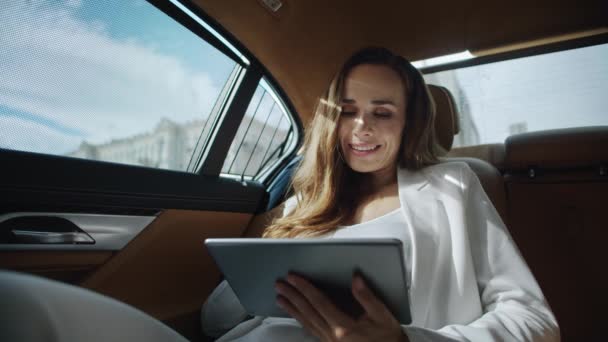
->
xmin=353 ymin=115 xmax=372 ymax=136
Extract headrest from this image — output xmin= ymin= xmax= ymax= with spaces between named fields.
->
xmin=428 ymin=84 xmax=460 ymax=153
xmin=504 ymin=126 xmax=608 ymax=170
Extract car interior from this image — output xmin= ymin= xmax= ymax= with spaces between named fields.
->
xmin=0 ymin=0 xmax=606 ymax=341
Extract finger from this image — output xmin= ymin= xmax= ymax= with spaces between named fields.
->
xmin=276 ymin=295 xmax=323 ymax=339
xmin=286 ymin=273 xmax=354 ymax=328
xmin=275 ymin=281 xmax=330 ymax=335
xmin=351 ymin=274 xmax=395 ymax=322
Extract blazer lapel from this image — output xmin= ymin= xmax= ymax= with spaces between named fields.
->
xmin=397 ymin=167 xmax=439 ymax=327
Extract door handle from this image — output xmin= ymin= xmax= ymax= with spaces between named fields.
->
xmin=0 ymin=216 xmax=96 ymax=244
xmin=11 ymin=229 xmax=95 ymax=244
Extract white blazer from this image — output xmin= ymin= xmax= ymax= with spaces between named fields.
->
xmin=202 ymin=162 xmax=560 ymax=341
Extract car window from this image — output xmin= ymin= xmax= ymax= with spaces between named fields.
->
xmin=0 ymin=0 xmax=238 ymax=172
xmin=221 ymin=78 xmax=297 ymax=181
xmin=424 ymin=43 xmax=608 ymax=147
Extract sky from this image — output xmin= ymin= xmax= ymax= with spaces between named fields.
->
xmin=0 ymin=0 xmax=235 ymax=154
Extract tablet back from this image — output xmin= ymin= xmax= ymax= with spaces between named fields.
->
xmin=205 ymin=238 xmax=411 ymax=324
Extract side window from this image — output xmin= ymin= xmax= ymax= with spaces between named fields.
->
xmin=423 ymin=43 xmax=608 ymax=147
xmin=221 ymin=79 xmax=298 ymax=181
xmin=0 ymin=0 xmax=238 ymax=173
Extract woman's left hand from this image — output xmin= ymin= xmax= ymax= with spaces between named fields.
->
xmin=275 ymin=273 xmax=409 ymax=342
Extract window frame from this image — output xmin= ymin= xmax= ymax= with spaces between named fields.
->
xmin=418 ymin=33 xmax=608 ymax=75
xmin=218 ymin=78 xmax=301 ymax=184
xmin=153 ymin=0 xmax=303 ymax=183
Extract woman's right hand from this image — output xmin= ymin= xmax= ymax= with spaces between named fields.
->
xmin=275 ymin=274 xmax=409 ymax=342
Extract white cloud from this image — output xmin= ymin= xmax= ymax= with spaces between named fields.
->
xmin=0 ymin=0 xmax=223 ymax=151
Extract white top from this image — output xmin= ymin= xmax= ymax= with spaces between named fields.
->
xmin=332 ymin=207 xmax=411 ymax=289
xmin=202 ymin=162 xmax=560 ymax=342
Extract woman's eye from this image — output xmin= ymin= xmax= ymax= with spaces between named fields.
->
xmin=341 ymin=111 xmax=356 ymax=116
xmin=374 ymin=111 xmax=392 ymax=118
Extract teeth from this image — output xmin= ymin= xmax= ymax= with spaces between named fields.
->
xmin=351 ymin=145 xmax=378 ymax=151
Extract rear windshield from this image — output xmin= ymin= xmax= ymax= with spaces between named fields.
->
xmin=424 ymin=43 xmax=608 ymax=147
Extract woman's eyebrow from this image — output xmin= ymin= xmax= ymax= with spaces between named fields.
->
xmin=341 ymin=99 xmax=396 ymax=105
xmin=371 ymin=99 xmax=397 ymax=105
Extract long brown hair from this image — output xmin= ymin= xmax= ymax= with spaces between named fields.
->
xmin=263 ymin=47 xmax=441 ymax=238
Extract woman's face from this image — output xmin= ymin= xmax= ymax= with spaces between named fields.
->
xmin=338 ymin=64 xmax=407 ymax=175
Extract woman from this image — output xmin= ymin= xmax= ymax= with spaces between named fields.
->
xmin=202 ymin=47 xmax=560 ymax=341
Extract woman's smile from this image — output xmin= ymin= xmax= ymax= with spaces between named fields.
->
xmin=348 ymin=143 xmax=382 ymax=157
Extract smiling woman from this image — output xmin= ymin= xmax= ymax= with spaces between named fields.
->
xmin=202 ymin=47 xmax=560 ymax=342
xmin=264 ymin=48 xmax=441 ymax=238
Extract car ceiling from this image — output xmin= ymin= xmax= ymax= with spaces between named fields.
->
xmin=192 ymin=0 xmax=607 ymax=125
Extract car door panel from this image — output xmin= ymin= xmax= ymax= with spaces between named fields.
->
xmin=0 ymin=147 xmax=266 ymax=338
xmin=80 ymin=209 xmax=252 ymax=335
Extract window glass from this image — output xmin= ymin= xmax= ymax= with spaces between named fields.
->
xmin=424 ymin=43 xmax=608 ymax=147
xmin=0 ymin=0 xmax=237 ymax=171
xmin=221 ymin=79 xmax=297 ymax=180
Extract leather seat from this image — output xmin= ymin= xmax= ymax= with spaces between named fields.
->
xmin=502 ymin=126 xmax=608 ymax=341
xmin=429 ymin=85 xmax=508 ymax=223
xmin=0 ymin=270 xmax=188 ymax=342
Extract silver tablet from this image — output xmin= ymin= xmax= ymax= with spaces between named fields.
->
xmin=205 ymin=238 xmax=411 ymax=324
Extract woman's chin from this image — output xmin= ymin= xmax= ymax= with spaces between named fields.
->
xmin=346 ymin=162 xmax=382 ymax=174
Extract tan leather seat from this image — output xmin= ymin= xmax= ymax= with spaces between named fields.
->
xmin=429 ymin=85 xmax=508 ymax=223
xmin=503 ymin=126 xmax=608 ymax=342
xmin=429 ymin=85 xmax=507 ymax=170
xmin=429 ymin=85 xmax=460 ymax=153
